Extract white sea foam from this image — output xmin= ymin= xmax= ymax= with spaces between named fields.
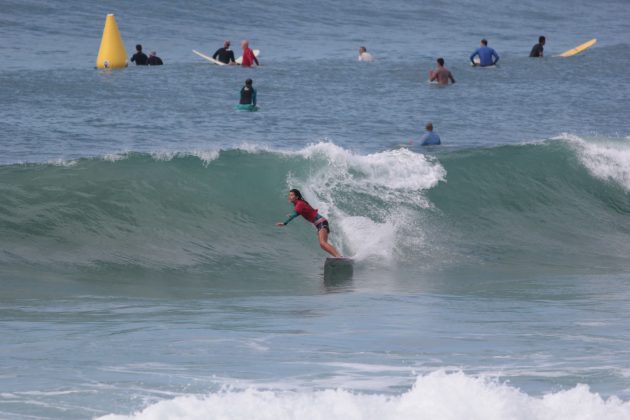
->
xmin=558 ymin=133 xmax=630 ymax=191
xmin=46 ymin=158 xmax=78 ymax=167
xmin=97 ymin=371 xmax=630 ymax=420
xmin=103 ymin=152 xmax=130 ymax=162
xmin=149 ymin=150 xmax=220 ymax=166
xmin=284 ymin=142 xmax=446 ymax=261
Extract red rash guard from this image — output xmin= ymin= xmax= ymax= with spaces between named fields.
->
xmin=241 ymin=48 xmax=257 ymax=67
xmin=294 ymin=200 xmax=319 ymax=223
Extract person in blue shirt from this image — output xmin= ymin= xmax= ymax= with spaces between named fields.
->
xmin=420 ymin=122 xmax=441 ymax=146
xmin=470 ymin=39 xmax=499 ymax=67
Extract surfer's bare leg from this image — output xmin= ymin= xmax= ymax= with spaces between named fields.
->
xmin=319 ymin=229 xmax=341 ymax=257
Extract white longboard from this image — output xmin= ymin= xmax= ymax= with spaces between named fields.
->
xmin=471 ymin=57 xmax=496 ymax=67
xmin=235 ymin=49 xmax=260 ymax=65
xmin=192 ymin=49 xmax=225 ymax=66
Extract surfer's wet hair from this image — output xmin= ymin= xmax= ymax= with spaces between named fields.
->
xmin=437 ymin=57 xmax=445 ymax=66
xmin=290 ymin=189 xmax=310 ymax=205
xmin=481 ymin=39 xmax=488 ymax=45
xmin=245 ymin=78 xmax=253 ymax=86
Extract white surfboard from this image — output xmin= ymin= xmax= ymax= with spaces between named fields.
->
xmin=192 ymin=49 xmax=225 ymax=66
xmin=235 ymin=49 xmax=260 ymax=65
xmin=471 ymin=57 xmax=496 ymax=67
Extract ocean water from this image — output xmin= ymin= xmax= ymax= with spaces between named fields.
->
xmin=2 ymin=0 xmax=630 ymax=418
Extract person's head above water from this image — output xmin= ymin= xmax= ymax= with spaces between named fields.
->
xmin=245 ymin=78 xmax=253 ymax=86
xmin=150 ymin=51 xmax=157 ymax=57
xmin=480 ymin=39 xmax=488 ymax=46
xmin=437 ymin=57 xmax=445 ymax=66
xmin=425 ymin=122 xmax=434 ymax=131
xmin=539 ymin=36 xmax=546 ymax=45
xmin=224 ymin=40 xmax=231 ymax=49
xmin=288 ymin=188 xmax=304 ymax=203
xmin=241 ymin=40 xmax=249 ymax=49
xmin=359 ymin=46 xmax=367 ymax=54
xmin=136 ymin=44 xmax=143 ymax=52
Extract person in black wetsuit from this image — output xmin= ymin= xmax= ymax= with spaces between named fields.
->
xmin=530 ymin=36 xmax=546 ymax=57
xmin=213 ymin=40 xmax=236 ymax=65
xmin=237 ymin=78 xmax=257 ymax=111
xmin=131 ymin=44 xmax=148 ymax=65
xmin=147 ymin=51 xmax=163 ymax=65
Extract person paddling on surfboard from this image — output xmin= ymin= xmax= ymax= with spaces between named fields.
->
xmin=276 ymin=189 xmax=341 ymax=257
xmin=239 ymin=40 xmax=259 ymax=67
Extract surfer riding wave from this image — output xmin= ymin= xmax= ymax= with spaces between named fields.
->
xmin=276 ymin=189 xmax=341 ymax=257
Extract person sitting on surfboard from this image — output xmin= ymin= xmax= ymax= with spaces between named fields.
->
xmin=236 ymin=78 xmax=257 ymax=111
xmin=470 ymin=39 xmax=499 ymax=67
xmin=529 ymin=36 xmax=545 ymax=58
xmin=429 ymin=58 xmax=455 ymax=85
xmin=213 ymin=40 xmax=236 ymax=64
xmin=240 ymin=40 xmax=259 ymax=67
xmin=276 ymin=189 xmax=341 ymax=257
xmin=420 ymin=122 xmax=441 ymax=146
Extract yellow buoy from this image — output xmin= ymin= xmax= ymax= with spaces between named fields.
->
xmin=95 ymin=14 xmax=128 ymax=69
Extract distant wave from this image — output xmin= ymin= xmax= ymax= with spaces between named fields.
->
xmin=98 ymin=370 xmax=630 ymax=420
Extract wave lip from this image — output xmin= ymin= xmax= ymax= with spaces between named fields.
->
xmin=559 ymin=133 xmax=630 ymax=192
xmin=98 ymin=371 xmax=630 ymax=420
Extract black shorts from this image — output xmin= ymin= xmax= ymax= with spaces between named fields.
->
xmin=315 ymin=219 xmax=330 ymax=233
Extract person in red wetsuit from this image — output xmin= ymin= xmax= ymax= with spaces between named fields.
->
xmin=276 ymin=189 xmax=341 ymax=257
xmin=240 ymin=40 xmax=259 ymax=67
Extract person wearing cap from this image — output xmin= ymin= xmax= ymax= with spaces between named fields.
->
xmin=212 ymin=40 xmax=236 ymax=64
xmin=130 ymin=44 xmax=148 ymax=65
xmin=147 ymin=51 xmax=163 ymax=65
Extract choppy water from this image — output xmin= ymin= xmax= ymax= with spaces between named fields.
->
xmin=1 ymin=0 xmax=630 ymax=418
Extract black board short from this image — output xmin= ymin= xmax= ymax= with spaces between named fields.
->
xmin=315 ymin=219 xmax=330 ymax=233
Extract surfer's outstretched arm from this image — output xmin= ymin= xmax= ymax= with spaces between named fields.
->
xmin=277 ymin=211 xmax=299 ymax=226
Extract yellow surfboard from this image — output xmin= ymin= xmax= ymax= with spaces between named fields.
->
xmin=557 ymin=38 xmax=597 ymax=57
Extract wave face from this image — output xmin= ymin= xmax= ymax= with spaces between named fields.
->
xmin=98 ymin=371 xmax=630 ymax=420
xmin=1 ymin=137 xmax=629 ymax=277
